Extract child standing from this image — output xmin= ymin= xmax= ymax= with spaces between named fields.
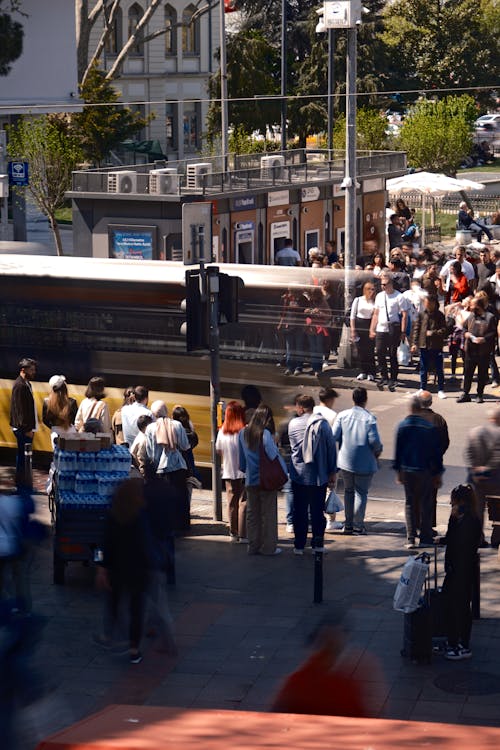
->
xmin=439 ymin=484 xmax=482 ymax=660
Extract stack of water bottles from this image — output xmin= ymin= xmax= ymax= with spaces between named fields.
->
xmin=54 ymin=444 xmax=131 ymax=506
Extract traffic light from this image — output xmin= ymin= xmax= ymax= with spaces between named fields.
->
xmin=183 ymin=269 xmax=210 ymax=352
xmin=218 ymin=273 xmax=242 ymax=324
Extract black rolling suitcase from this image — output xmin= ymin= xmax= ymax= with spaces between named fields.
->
xmin=401 ymin=553 xmax=433 ymax=664
xmin=429 ymin=547 xmax=447 ymax=650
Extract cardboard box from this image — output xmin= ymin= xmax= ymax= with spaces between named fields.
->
xmin=96 ymin=433 xmax=112 ymax=450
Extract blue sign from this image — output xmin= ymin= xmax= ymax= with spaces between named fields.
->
xmin=232 ymin=196 xmax=256 ymax=211
xmin=8 ymin=161 xmax=29 ymax=186
xmin=110 ymin=229 xmax=154 ymax=260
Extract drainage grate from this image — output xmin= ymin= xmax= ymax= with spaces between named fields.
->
xmin=434 ymin=671 xmax=500 ymax=696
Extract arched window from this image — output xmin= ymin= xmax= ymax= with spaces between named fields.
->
xmin=182 ymin=4 xmax=199 ymax=55
xmin=128 ymin=3 xmax=144 ymax=57
xmin=165 ymin=4 xmax=177 ymax=56
xmin=105 ymin=7 xmax=122 ymax=55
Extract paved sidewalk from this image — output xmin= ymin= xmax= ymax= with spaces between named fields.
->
xmin=0 ymin=464 xmax=499 ymax=749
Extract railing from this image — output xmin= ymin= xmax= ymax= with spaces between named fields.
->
xmin=70 ymin=148 xmax=407 ymax=196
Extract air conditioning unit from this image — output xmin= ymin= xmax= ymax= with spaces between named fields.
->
xmin=107 ymin=171 xmax=137 ymax=194
xmin=260 ymin=155 xmax=285 ymax=179
xmin=186 ymin=162 xmax=213 ymax=189
xmin=149 ymin=168 xmax=179 ymax=195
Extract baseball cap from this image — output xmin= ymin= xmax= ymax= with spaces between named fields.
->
xmin=49 ymin=375 xmax=66 ymax=390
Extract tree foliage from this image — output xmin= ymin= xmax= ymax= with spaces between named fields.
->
xmin=7 ymin=116 xmax=83 ymax=256
xmin=0 ymin=1 xmax=24 ymax=76
xmin=72 ymin=61 xmax=150 ymax=165
xmin=381 ymin=0 xmax=499 ymax=106
xmin=399 ymin=95 xmax=475 ymax=175
xmin=333 ymin=108 xmax=389 ymax=151
xmin=207 ymin=29 xmax=280 ymax=144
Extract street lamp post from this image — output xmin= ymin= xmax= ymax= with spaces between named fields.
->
xmin=317 ymin=0 xmax=362 ymax=368
xmin=281 ymin=0 xmax=287 ymax=152
xmin=219 ymin=0 xmax=229 ymax=171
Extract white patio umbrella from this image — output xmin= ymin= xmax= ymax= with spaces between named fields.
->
xmin=386 ymin=171 xmax=485 ymax=243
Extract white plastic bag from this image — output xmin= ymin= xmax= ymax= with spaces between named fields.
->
xmin=397 ymin=340 xmax=411 ymax=366
xmin=393 ymin=555 xmax=429 ymax=613
xmin=325 ymin=489 xmax=344 ymax=514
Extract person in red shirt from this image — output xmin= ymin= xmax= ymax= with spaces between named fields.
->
xmin=449 ymin=261 xmax=471 ymax=304
xmin=271 ymin=617 xmax=382 ymax=717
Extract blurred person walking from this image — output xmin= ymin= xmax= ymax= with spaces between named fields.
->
xmin=94 ymin=479 xmax=148 ymax=664
xmin=239 ymin=404 xmax=285 ymax=556
xmin=464 ymin=406 xmax=500 ymax=546
xmin=369 ymin=272 xmax=409 ymax=391
xmin=457 ymin=296 xmax=497 ymax=403
xmin=216 ymin=401 xmax=247 ymax=542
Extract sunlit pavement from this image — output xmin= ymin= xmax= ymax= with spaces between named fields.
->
xmin=1 ymin=458 xmax=499 ymax=749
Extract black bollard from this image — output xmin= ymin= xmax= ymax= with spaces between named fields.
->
xmin=313 ymin=550 xmax=323 ymax=603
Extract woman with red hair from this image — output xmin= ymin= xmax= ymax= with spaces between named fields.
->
xmin=216 ymin=400 xmax=247 ymax=542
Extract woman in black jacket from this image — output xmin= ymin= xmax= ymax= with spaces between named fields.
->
xmin=439 ymin=484 xmax=482 ymax=661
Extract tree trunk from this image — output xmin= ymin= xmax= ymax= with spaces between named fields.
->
xmin=75 ymin=0 xmax=91 ymax=82
xmin=48 ymin=213 xmax=64 ymax=257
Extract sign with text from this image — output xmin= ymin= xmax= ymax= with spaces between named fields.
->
xmin=8 ymin=161 xmax=29 ymax=186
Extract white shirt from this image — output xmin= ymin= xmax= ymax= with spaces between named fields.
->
xmin=440 ymin=258 xmax=475 ymax=291
xmin=373 ymin=290 xmax=408 ymax=333
xmin=313 ymin=404 xmax=337 ymax=427
xmin=121 ymin=402 xmax=153 ymax=446
xmin=275 ymin=247 xmax=301 ymax=266
xmin=215 ymin=429 xmax=245 ymax=479
xmin=350 ymin=296 xmax=375 ymax=321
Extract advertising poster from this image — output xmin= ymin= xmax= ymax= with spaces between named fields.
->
xmin=109 ymin=226 xmax=156 ymax=260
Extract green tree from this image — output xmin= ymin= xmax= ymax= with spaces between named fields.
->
xmin=399 ymin=95 xmax=475 ymax=175
xmin=0 ymin=1 xmax=24 ymax=75
xmin=72 ymin=62 xmax=150 ymax=166
xmin=207 ymin=30 xmax=280 ymax=145
xmin=381 ymin=0 xmax=499 ymax=107
xmin=333 ymin=108 xmax=389 ymax=150
xmin=7 ymin=116 xmax=82 ymax=256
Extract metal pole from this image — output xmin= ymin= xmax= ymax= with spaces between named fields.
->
xmin=208 ymin=266 xmax=223 ymax=521
xmin=219 ymin=0 xmax=229 ymax=171
xmin=327 ymin=28 xmax=335 ymax=154
xmin=280 ymin=0 xmax=287 ymax=152
xmin=336 ymin=24 xmax=357 ymax=369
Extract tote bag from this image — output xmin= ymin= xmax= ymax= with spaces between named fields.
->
xmin=259 ymin=440 xmax=287 ymax=491
xmin=393 ymin=554 xmax=429 ymax=614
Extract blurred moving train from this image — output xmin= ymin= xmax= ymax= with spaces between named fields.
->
xmin=0 ymin=255 xmax=361 ymax=461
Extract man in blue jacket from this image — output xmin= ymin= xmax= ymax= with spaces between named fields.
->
xmin=394 ymin=395 xmax=443 ymax=549
xmin=332 ymin=388 xmax=382 ymax=535
xmin=288 ymin=395 xmax=337 ymax=555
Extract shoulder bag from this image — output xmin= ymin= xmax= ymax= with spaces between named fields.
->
xmin=259 ymin=439 xmax=287 ymax=491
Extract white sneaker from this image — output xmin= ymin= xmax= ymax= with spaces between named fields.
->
xmin=286 ymin=523 xmax=294 ymax=533
xmin=438 ymin=390 xmax=446 ymax=399
xmin=322 ymin=361 xmax=330 ymax=372
xmin=366 ymin=374 xmax=375 ymax=381
xmin=325 ymin=519 xmax=336 ymax=532
xmin=356 ymin=373 xmax=366 ymax=381
xmin=415 ymin=389 xmax=423 ymax=396
xmin=293 ymin=548 xmax=304 ymax=555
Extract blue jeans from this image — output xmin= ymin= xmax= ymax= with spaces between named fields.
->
xmin=284 ymin=330 xmax=304 ymax=371
xmin=292 ymin=481 xmax=327 ymax=549
xmin=283 ymin=477 xmax=294 ymax=524
xmin=419 ymin=348 xmax=444 ymax=390
xmin=13 ymin=429 xmax=32 ymax=490
xmin=307 ymin=333 xmax=326 ymax=374
xmin=342 ymin=470 xmax=373 ymax=531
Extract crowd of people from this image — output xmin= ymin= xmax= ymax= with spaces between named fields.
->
xmin=276 ymin=239 xmax=500 ymax=402
xmin=3 ymin=347 xmax=500 ymax=673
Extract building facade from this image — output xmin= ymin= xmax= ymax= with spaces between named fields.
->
xmin=88 ymin=0 xmax=219 ymax=161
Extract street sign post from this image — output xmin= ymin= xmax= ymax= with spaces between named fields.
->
xmin=8 ymin=161 xmax=29 ymax=187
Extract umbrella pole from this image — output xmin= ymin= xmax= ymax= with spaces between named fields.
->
xmin=421 ymin=193 xmax=426 ymax=245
